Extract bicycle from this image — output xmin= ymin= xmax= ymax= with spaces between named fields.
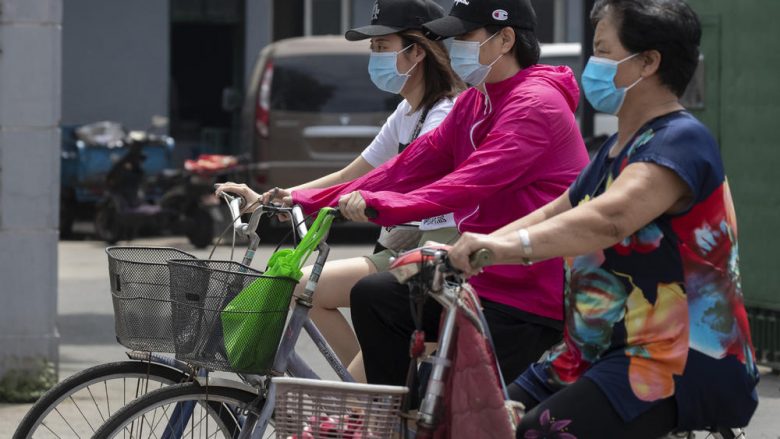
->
xmin=14 ymin=195 xmax=352 ymax=438
xmin=388 ymin=247 xmax=749 ymax=439
xmin=91 ymin=241 xmax=505 ymax=438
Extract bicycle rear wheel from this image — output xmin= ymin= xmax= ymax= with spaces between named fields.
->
xmin=93 ymin=382 xmax=264 ymax=438
xmin=14 ymin=360 xmax=189 ymax=439
xmin=712 ymin=427 xmax=745 ymax=439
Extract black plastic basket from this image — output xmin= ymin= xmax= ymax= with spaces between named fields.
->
xmin=106 ymin=246 xmax=196 ymax=352
xmin=168 ymin=259 xmax=297 ymax=374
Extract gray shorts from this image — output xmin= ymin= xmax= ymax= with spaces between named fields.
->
xmin=364 ymin=227 xmax=460 ymax=272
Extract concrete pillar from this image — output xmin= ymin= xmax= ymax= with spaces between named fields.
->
xmin=0 ymin=0 xmax=62 ymax=393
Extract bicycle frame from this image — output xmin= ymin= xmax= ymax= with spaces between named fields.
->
xmin=395 ymin=247 xmax=505 ymax=436
xmin=151 ymin=196 xmax=356 ymax=439
xmin=243 ymin=242 xmax=358 ymax=438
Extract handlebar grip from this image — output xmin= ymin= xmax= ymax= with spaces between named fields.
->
xmin=365 ymin=207 xmax=378 ymax=219
xmin=469 ymin=249 xmax=494 ymax=270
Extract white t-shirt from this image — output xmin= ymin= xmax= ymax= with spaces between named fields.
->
xmin=362 ymin=97 xmax=457 ymax=232
xmin=361 ymin=98 xmax=455 ymax=168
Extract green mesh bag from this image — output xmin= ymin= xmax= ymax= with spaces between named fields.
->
xmin=220 ymin=208 xmax=336 ymax=372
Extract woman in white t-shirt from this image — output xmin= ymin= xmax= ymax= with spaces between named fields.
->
xmin=217 ymin=0 xmax=463 ymax=379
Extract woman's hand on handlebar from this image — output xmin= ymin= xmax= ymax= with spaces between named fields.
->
xmin=259 ymin=187 xmax=293 ymax=221
xmin=448 ymin=232 xmax=499 ymax=278
xmin=338 ymin=191 xmax=372 ymax=223
xmin=215 ymin=182 xmax=261 ymax=212
xmin=259 ymin=186 xmax=292 ymax=205
xmin=215 ymin=182 xmax=292 ymax=220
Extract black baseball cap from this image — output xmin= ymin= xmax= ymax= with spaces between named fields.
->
xmin=345 ymin=0 xmax=445 ymax=41
xmin=423 ymin=0 xmax=536 ymax=39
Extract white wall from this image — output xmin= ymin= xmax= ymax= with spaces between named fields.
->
xmin=245 ymin=0 xmax=272 ymax=87
xmin=61 ymin=0 xmax=169 ymax=130
xmin=0 ymin=0 xmax=62 ymax=376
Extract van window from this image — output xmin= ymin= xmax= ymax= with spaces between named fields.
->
xmin=270 ymin=55 xmax=401 ymax=113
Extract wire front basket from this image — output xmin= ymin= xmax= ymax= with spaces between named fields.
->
xmin=106 ymin=246 xmax=196 ymax=352
xmin=168 ymin=259 xmax=297 ymax=374
xmin=273 ymin=377 xmax=408 ymax=439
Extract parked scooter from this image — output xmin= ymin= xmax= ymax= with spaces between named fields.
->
xmin=94 ymin=130 xmax=225 ymax=248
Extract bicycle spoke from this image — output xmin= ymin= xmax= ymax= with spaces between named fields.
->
xmin=87 ymin=386 xmax=107 ymax=422
xmin=105 ymin=379 xmax=112 ymax=417
xmin=135 ymin=412 xmax=163 ymax=439
xmin=53 ymin=405 xmax=83 ymax=437
xmin=187 ymin=407 xmax=217 ymax=435
xmin=124 ymin=378 xmax=128 ymax=439
xmin=144 ymin=401 xmax=176 ymax=436
xmin=40 ymin=421 xmax=65 ymax=439
xmin=68 ymin=395 xmax=97 ymax=433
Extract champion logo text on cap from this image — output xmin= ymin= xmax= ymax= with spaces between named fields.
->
xmin=423 ymin=0 xmax=536 ymax=39
xmin=492 ymin=9 xmax=508 ymax=20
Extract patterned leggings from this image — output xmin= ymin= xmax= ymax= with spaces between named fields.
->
xmin=509 ymin=377 xmax=677 ymax=439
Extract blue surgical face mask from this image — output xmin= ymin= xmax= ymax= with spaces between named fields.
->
xmin=449 ymin=32 xmax=501 ymax=86
xmin=582 ymin=54 xmax=643 ymax=115
xmin=368 ymin=44 xmax=417 ymax=94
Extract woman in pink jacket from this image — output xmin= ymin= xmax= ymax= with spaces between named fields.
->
xmin=293 ymin=0 xmax=589 ymax=395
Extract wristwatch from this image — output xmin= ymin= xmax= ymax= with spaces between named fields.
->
xmin=517 ymin=228 xmax=533 ymax=266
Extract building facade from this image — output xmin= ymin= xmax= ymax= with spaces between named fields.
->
xmin=62 ymin=0 xmax=584 ymax=156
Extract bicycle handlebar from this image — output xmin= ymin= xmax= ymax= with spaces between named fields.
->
xmin=218 ymin=191 xmax=308 ymax=237
xmin=218 ymin=190 xmax=369 ymax=240
xmin=418 ymin=247 xmax=494 ymax=279
xmin=468 ymin=248 xmax=494 ymax=270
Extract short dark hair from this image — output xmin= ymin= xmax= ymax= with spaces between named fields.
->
xmin=591 ymin=0 xmax=702 ymax=97
xmin=485 ymin=25 xmax=540 ymax=69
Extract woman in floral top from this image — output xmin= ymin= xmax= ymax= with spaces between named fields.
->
xmin=448 ymin=0 xmax=758 ymax=437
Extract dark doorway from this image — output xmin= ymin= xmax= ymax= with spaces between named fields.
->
xmin=530 ymin=0 xmax=555 ymax=43
xmin=170 ymin=0 xmax=245 ymax=156
xmin=273 ymin=0 xmax=304 ymax=41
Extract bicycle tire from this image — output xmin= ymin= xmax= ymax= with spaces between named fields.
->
xmin=713 ymin=427 xmax=742 ymax=439
xmin=14 ymin=360 xmax=189 ymax=439
xmin=93 ymin=382 xmax=259 ymax=438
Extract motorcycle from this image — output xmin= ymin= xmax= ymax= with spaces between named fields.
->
xmin=93 ymin=133 xmax=233 ymax=248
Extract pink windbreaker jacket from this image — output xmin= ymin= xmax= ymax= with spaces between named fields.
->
xmin=294 ymin=65 xmax=589 ymax=320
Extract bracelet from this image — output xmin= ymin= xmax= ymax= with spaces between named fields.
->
xmin=517 ymin=228 xmax=533 ymax=266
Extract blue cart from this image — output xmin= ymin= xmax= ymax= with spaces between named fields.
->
xmin=60 ymin=122 xmax=174 ymax=236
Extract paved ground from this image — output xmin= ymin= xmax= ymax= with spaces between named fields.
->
xmin=1 ymin=234 xmax=779 ymax=437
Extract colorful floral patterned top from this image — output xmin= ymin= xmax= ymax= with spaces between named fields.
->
xmin=540 ymin=111 xmax=758 ymax=429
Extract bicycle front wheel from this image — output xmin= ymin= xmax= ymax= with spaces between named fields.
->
xmin=14 ymin=360 xmax=189 ymax=439
xmin=93 ymin=382 xmax=262 ymax=438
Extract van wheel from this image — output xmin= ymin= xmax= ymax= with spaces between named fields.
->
xmin=185 ymin=207 xmax=215 ymax=249
xmin=60 ymin=192 xmax=76 ymax=239
xmin=95 ymin=200 xmax=122 ymax=244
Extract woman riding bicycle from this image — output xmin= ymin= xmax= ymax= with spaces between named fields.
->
xmin=290 ymin=0 xmax=589 ymax=396
xmin=217 ymin=0 xmax=464 ymax=379
xmin=448 ymin=0 xmax=758 ymax=437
